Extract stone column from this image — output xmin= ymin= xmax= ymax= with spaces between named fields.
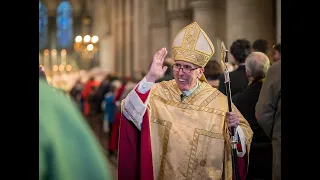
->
xmin=226 ymin=0 xmax=275 ymax=62
xmin=123 ymin=0 xmax=134 ymax=76
xmin=92 ymin=0 xmax=114 ymax=73
xmin=149 ymin=0 xmax=170 ymax=64
xmin=276 ymin=0 xmax=281 ymax=43
xmin=133 ymin=0 xmax=151 ymax=73
xmin=98 ymin=36 xmax=114 ymax=72
xmin=168 ymin=0 xmax=193 ymax=56
xmin=112 ymin=0 xmax=124 ymax=75
xmin=190 ymin=0 xmax=226 ymax=61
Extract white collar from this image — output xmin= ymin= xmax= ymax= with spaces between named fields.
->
xmin=182 ymin=80 xmax=199 ymax=97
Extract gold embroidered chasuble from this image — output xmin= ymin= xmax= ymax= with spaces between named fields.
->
xmin=144 ymin=79 xmax=253 ymax=180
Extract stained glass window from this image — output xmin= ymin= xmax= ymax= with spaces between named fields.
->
xmin=39 ymin=1 xmax=48 ymax=49
xmin=56 ymin=1 xmax=73 ymax=49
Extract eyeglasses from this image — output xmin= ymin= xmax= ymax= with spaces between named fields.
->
xmin=172 ymin=63 xmax=199 ymax=73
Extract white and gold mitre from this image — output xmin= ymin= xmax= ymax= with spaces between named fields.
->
xmin=172 ymin=22 xmax=215 ymax=68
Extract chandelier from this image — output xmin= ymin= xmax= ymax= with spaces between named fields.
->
xmin=74 ymin=35 xmax=99 ymax=60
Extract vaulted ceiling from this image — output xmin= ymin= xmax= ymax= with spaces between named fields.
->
xmin=42 ymin=0 xmax=93 ymax=17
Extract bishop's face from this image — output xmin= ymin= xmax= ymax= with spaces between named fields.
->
xmin=173 ymin=60 xmax=204 ymax=91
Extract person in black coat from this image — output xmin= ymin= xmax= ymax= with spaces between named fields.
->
xmin=232 ymin=52 xmax=272 ymax=180
xmin=218 ymin=39 xmax=251 ymax=96
xmin=256 ymin=60 xmax=281 ymax=180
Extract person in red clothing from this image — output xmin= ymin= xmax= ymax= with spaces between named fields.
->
xmin=109 ymin=73 xmax=144 ymax=156
xmin=81 ymin=77 xmax=100 ymax=117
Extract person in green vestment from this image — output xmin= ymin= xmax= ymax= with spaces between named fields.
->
xmin=39 ymin=79 xmax=111 ymax=180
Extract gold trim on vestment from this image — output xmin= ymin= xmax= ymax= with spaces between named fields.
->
xmin=186 ymin=129 xmax=224 ymax=180
xmin=151 ymin=94 xmax=225 ymax=117
xmin=158 ymin=82 xmax=175 ymax=100
xmin=151 ymin=117 xmax=172 ymax=180
xmin=199 ymin=90 xmax=221 ymax=107
xmin=154 ymin=80 xmax=224 ymax=108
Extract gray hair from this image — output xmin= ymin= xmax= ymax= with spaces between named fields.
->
xmin=245 ymin=52 xmax=270 ymax=80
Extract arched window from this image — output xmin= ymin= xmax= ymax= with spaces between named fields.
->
xmin=39 ymin=1 xmax=48 ymax=49
xmin=56 ymin=0 xmax=73 ymax=49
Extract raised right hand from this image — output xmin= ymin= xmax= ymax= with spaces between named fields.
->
xmin=146 ymin=48 xmax=168 ymax=82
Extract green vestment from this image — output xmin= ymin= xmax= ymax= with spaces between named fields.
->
xmin=39 ymin=79 xmax=111 ymax=180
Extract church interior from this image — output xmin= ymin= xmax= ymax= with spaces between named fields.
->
xmin=39 ymin=0 xmax=281 ymax=179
